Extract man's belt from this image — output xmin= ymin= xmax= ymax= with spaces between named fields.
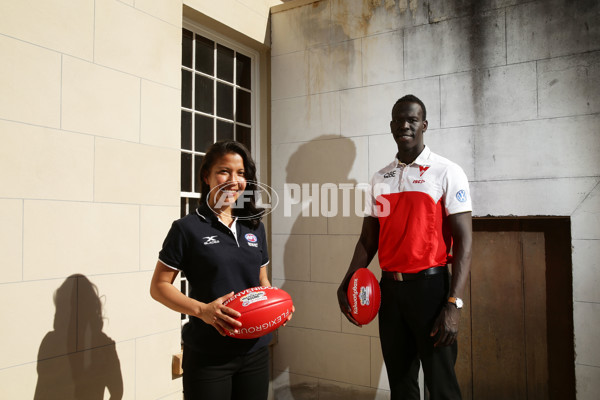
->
xmin=382 ymin=266 xmax=447 ymax=282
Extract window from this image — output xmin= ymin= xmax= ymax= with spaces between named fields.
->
xmin=180 ymin=26 xmax=256 ymax=219
xmin=179 ymin=23 xmax=259 ymax=323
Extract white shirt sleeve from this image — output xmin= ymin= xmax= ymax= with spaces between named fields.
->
xmin=443 ymin=164 xmax=472 ymax=215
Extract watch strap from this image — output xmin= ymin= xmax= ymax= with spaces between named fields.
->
xmin=448 ymin=296 xmax=463 ymax=308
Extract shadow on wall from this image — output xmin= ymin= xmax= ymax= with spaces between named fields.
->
xmin=273 ymin=135 xmax=385 ymax=400
xmin=34 ymin=274 xmax=123 ymax=400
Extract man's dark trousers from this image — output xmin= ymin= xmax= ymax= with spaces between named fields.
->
xmin=379 ymin=271 xmax=462 ymax=400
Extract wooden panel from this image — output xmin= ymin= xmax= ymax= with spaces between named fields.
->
xmin=470 ymin=231 xmax=527 ymax=400
xmin=522 ymin=232 xmax=548 ymax=400
xmin=468 ymin=218 xmax=572 ymax=400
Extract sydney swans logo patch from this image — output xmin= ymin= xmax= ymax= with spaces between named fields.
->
xmin=419 ymin=165 xmax=430 ymax=177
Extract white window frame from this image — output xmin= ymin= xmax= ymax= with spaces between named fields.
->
xmin=182 ymin=18 xmax=262 ymax=189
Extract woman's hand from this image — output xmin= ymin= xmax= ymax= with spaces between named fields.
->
xmin=150 ymin=263 xmax=243 ymax=336
xmin=198 ymin=292 xmax=243 ymax=336
xmin=283 ymin=305 xmax=295 ymax=327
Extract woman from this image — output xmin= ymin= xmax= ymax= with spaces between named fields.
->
xmin=150 ymin=140 xmax=283 ymax=400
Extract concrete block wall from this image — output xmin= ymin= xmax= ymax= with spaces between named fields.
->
xmin=270 ymin=0 xmax=600 ymax=399
xmin=0 ymin=0 xmax=183 ymax=398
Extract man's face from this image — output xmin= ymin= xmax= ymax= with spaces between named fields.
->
xmin=390 ymin=101 xmax=428 ymax=154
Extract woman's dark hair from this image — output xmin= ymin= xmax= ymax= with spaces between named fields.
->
xmin=198 ymin=140 xmax=264 ymax=228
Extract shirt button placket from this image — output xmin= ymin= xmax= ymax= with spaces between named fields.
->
xmin=231 ymin=231 xmax=239 ymax=247
xmin=398 ymin=164 xmax=407 ymax=192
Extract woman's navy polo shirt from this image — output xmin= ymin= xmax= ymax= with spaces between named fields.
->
xmin=158 ymin=203 xmax=271 ymax=355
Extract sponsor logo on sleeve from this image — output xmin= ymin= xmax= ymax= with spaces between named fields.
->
xmin=456 ymin=190 xmax=468 ymax=203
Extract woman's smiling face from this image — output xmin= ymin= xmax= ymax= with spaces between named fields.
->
xmin=203 ymin=152 xmax=247 ymax=210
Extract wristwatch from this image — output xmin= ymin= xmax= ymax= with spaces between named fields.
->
xmin=447 ymin=297 xmax=463 ymax=309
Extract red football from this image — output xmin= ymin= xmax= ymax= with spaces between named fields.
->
xmin=223 ymin=286 xmax=293 ymax=339
xmin=347 ymin=268 xmax=381 ymax=325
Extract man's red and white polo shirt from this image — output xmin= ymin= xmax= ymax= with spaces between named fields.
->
xmin=365 ymin=146 xmax=472 ymax=273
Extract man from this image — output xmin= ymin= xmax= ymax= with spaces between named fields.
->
xmin=337 ymin=95 xmax=472 ymax=399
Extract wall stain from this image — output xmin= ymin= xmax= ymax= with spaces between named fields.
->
xmin=281 ymin=0 xmax=427 ymax=112
xmin=467 ymin=1 xmax=487 ymax=124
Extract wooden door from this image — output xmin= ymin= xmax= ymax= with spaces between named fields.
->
xmin=455 ymin=230 xmax=548 ymax=399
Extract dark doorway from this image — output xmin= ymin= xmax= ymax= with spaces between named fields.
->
xmin=455 ymin=218 xmax=575 ymax=400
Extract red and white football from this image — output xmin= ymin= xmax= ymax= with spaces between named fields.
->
xmin=346 ymin=268 xmax=381 ymax=325
xmin=223 ymin=286 xmax=293 ymax=339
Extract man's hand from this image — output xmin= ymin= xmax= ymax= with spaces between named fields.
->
xmin=337 ymin=217 xmax=380 ymax=327
xmin=430 ymin=304 xmax=461 ymax=347
xmin=337 ymin=277 xmax=361 ymax=327
xmin=430 ymin=211 xmax=471 ymax=347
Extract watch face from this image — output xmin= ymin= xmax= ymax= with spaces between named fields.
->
xmin=456 ymin=298 xmax=464 ymax=308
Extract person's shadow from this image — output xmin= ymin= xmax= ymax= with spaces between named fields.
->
xmin=34 ymin=274 xmax=123 ymax=400
xmin=271 ymin=135 xmax=386 ymax=399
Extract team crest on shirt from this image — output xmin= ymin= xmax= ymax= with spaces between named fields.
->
xmin=419 ymin=165 xmax=430 ymax=177
xmin=245 ymin=233 xmax=258 ymax=247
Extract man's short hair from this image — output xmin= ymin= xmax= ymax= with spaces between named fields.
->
xmin=393 ymin=94 xmax=427 ymax=121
